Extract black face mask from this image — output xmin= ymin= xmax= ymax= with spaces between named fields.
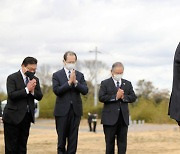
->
xmin=25 ymin=71 xmax=35 ymax=80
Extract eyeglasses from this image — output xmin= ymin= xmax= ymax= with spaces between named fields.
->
xmin=25 ymin=67 xmax=37 ymax=72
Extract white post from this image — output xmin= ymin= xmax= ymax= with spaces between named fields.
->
xmin=89 ymin=47 xmax=101 ymax=106
xmin=94 ymin=47 xmax=98 ymax=106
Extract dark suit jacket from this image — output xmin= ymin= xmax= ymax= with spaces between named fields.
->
xmin=99 ymin=77 xmax=137 ymax=126
xmin=3 ymin=71 xmax=43 ymax=125
xmin=169 ymin=42 xmax=180 ymax=121
xmin=52 ymin=68 xmax=88 ymax=117
xmin=88 ymin=114 xmax=93 ymax=123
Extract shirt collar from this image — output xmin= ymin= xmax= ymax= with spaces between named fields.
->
xmin=20 ymin=69 xmax=26 ymax=80
xmin=64 ymin=67 xmax=75 ymax=73
xmin=64 ymin=67 xmax=70 ymax=73
xmin=112 ymin=77 xmax=122 ymax=86
xmin=64 ymin=67 xmax=72 ymax=79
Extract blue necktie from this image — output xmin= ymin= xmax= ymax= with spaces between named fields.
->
xmin=68 ymin=71 xmax=71 ymax=79
xmin=117 ymin=81 xmax=120 ymax=89
xmin=25 ymin=77 xmax=29 ymax=85
xmin=25 ymin=76 xmax=30 ymax=112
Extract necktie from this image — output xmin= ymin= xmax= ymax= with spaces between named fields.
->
xmin=25 ymin=76 xmax=30 ymax=112
xmin=68 ymin=71 xmax=71 ymax=79
xmin=117 ymin=81 xmax=120 ymax=89
xmin=25 ymin=77 xmax=29 ymax=85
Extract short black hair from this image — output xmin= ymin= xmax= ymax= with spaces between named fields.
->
xmin=63 ymin=51 xmax=77 ymax=61
xmin=111 ymin=62 xmax=124 ymax=71
xmin=22 ymin=57 xmax=38 ymax=67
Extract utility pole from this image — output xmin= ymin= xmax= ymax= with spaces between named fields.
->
xmin=90 ymin=47 xmax=101 ymax=106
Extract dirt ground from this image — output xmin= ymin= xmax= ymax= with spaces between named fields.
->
xmin=1 ymin=119 xmax=180 ymax=154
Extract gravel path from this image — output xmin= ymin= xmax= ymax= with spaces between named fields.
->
xmin=31 ymin=119 xmax=179 ymax=133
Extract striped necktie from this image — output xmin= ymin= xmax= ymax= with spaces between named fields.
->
xmin=117 ymin=81 xmax=120 ymax=89
xmin=25 ymin=77 xmax=29 ymax=85
xmin=68 ymin=71 xmax=71 ymax=79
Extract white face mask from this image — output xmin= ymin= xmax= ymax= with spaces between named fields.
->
xmin=113 ymin=74 xmax=123 ymax=81
xmin=65 ymin=63 xmax=76 ymax=70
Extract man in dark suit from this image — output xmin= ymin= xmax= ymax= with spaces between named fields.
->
xmin=88 ymin=112 xmax=93 ymax=132
xmin=3 ymin=57 xmax=43 ymax=154
xmin=169 ymin=42 xmax=180 ymax=125
xmin=92 ymin=113 xmax=97 ymax=132
xmin=52 ymin=51 xmax=88 ymax=154
xmin=99 ymin=62 xmax=137 ymax=154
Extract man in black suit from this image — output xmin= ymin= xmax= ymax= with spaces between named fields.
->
xmin=3 ymin=57 xmax=43 ymax=154
xmin=88 ymin=112 xmax=93 ymax=132
xmin=92 ymin=113 xmax=97 ymax=133
xmin=99 ymin=62 xmax=136 ymax=154
xmin=169 ymin=42 xmax=180 ymax=126
xmin=52 ymin=51 xmax=88 ymax=154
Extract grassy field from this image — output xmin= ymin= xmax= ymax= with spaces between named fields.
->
xmin=1 ymin=119 xmax=180 ymax=154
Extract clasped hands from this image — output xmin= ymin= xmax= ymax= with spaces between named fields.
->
xmin=68 ymin=70 xmax=77 ymax=85
xmin=27 ymin=79 xmax=36 ymax=92
xmin=116 ymin=88 xmax=124 ymax=100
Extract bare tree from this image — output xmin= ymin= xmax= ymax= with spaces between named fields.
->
xmin=136 ymin=79 xmax=155 ymax=99
xmin=79 ymin=60 xmax=108 ymax=83
xmin=136 ymin=79 xmax=170 ymax=103
xmin=151 ymin=88 xmax=170 ymax=104
xmin=36 ymin=64 xmax=53 ymax=94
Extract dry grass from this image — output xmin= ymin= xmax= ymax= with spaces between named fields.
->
xmin=1 ymin=120 xmax=180 ymax=154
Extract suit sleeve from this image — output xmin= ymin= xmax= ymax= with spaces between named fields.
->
xmin=75 ymin=74 xmax=88 ymax=95
xmin=7 ymin=75 xmax=28 ymax=100
xmin=122 ymin=82 xmax=137 ymax=103
xmin=98 ymin=81 xmax=117 ymax=103
xmin=174 ymin=42 xmax=180 ymax=64
xmin=32 ymin=78 xmax=43 ymax=101
xmin=52 ymin=73 xmax=71 ymax=96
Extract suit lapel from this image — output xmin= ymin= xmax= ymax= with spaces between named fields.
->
xmin=110 ymin=77 xmax=126 ymax=92
xmin=17 ymin=70 xmax=26 ymax=88
xmin=120 ymin=79 xmax=126 ymax=90
xmin=109 ymin=77 xmax=118 ymax=93
xmin=61 ymin=68 xmax=69 ymax=82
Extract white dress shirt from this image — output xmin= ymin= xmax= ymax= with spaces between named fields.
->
xmin=64 ymin=67 xmax=72 ymax=79
xmin=112 ymin=77 xmax=122 ymax=88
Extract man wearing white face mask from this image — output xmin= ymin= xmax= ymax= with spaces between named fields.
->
xmin=52 ymin=51 xmax=88 ymax=154
xmin=99 ymin=62 xmax=137 ymax=154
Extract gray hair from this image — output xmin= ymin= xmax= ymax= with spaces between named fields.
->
xmin=111 ymin=62 xmax=124 ymax=71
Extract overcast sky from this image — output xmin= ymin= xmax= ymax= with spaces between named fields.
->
xmin=0 ymin=0 xmax=180 ymax=92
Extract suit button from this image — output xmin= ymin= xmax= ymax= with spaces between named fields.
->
xmin=70 ymin=101 xmax=73 ymax=104
xmin=118 ymin=109 xmax=120 ymax=111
